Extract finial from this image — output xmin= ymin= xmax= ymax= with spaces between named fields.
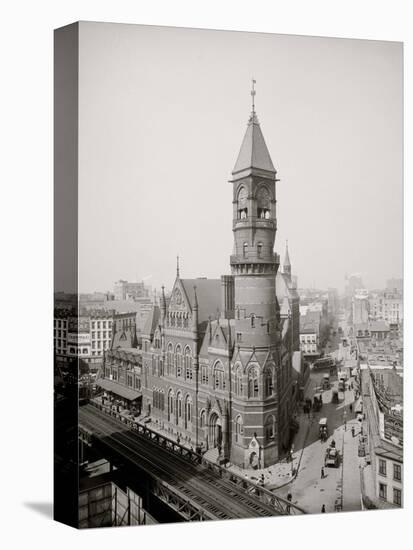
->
xmin=251 ymin=78 xmax=256 ymax=113
xmin=193 ymin=285 xmax=198 ymax=308
xmin=154 ymin=288 xmax=157 ymax=305
xmin=176 ymin=255 xmax=180 ymax=278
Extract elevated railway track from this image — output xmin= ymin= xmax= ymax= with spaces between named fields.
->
xmin=79 ymin=403 xmax=306 ymax=521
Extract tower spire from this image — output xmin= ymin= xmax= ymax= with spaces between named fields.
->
xmin=283 ymin=240 xmax=291 ymax=278
xmin=251 ymin=78 xmax=256 ymax=114
xmin=232 ymin=81 xmax=275 ymax=176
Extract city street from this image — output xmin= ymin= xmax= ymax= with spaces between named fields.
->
xmin=275 ymin=368 xmax=363 ymax=514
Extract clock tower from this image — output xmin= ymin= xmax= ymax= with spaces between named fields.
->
xmin=230 ymin=83 xmax=283 ymax=467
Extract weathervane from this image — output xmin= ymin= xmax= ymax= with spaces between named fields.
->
xmin=251 ymin=78 xmax=256 ymax=112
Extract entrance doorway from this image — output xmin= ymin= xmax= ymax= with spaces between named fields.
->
xmin=209 ymin=413 xmax=222 ymax=448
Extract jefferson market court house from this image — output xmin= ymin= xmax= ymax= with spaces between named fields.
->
xmin=101 ymin=99 xmax=301 ymax=469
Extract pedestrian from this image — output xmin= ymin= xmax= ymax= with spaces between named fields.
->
xmin=321 ymin=504 xmax=326 ymax=513
xmin=349 ymin=403 xmax=353 ymax=413
xmin=351 ymin=425 xmax=355 ymax=438
xmin=287 ymin=492 xmax=292 ymax=513
xmin=321 ymin=466 xmax=325 ymax=479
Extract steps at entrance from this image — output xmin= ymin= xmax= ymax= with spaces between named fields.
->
xmin=203 ymin=447 xmax=219 ymax=463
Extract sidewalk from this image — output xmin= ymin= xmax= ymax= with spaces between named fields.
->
xmin=342 ymin=419 xmax=362 ymax=511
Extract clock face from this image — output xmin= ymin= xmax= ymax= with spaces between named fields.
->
xmin=238 ymin=186 xmax=248 ymax=206
xmin=257 ymin=186 xmax=270 ymax=208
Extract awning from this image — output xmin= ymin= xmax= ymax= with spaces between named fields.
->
xmin=97 ymin=378 xmax=142 ymax=401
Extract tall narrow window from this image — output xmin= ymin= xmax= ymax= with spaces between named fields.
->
xmin=248 ymin=367 xmax=259 ymax=398
xmin=257 ymin=243 xmax=263 ymax=257
xmin=243 ymin=242 xmax=248 ymax=258
xmin=264 ymin=369 xmax=273 ymax=397
xmin=175 ymin=345 xmax=182 ymax=377
xmin=235 ymin=415 xmax=243 ymax=443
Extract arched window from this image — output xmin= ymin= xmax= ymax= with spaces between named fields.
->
xmin=200 ymin=410 xmax=206 ymax=428
xmin=175 ymin=345 xmax=182 ymax=377
xmin=184 ymin=347 xmax=193 ymax=380
xmin=235 ymin=415 xmax=243 ymax=443
xmin=213 ymin=361 xmax=225 ymax=391
xmin=168 ymin=389 xmax=174 ymax=421
xmin=238 ymin=187 xmax=248 ymax=219
xmin=257 ymin=186 xmax=271 ymax=219
xmin=176 ymin=392 xmax=183 ymax=421
xmin=257 ymin=242 xmax=263 ymax=258
xmin=167 ymin=343 xmax=173 ymax=374
xmin=248 ymin=366 xmax=259 ymax=398
xmin=243 ymin=242 xmax=248 ymax=258
xmin=235 ymin=366 xmax=243 ymax=396
xmin=265 ymin=415 xmax=275 ymax=441
xmin=185 ymin=395 xmax=192 ymax=428
xmin=264 ymin=369 xmax=274 ymax=398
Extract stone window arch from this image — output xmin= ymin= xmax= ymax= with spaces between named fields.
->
xmin=176 ymin=391 xmax=183 ymax=422
xmin=256 ymin=186 xmax=271 ymax=219
xmin=264 ymin=368 xmax=274 ymax=398
xmin=235 ymin=414 xmax=244 ymax=443
xmin=200 ymin=409 xmax=206 ymax=429
xmin=235 ymin=365 xmax=243 ymax=396
xmin=213 ymin=361 xmax=225 ymax=391
xmin=167 ymin=343 xmax=173 ymax=374
xmin=168 ymin=388 xmax=174 ymax=421
xmin=265 ymin=414 xmax=275 ymax=441
xmin=184 ymin=346 xmax=193 ymax=380
xmin=184 ymin=394 xmax=192 ymax=429
xmin=248 ymin=366 xmax=259 ymax=398
xmin=237 ymin=186 xmax=248 ymax=219
xmin=175 ymin=344 xmax=182 ymax=377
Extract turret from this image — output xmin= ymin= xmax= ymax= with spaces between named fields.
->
xmin=283 ymin=240 xmax=291 ymax=280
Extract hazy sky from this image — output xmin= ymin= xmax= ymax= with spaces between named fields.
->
xmin=78 ymin=22 xmax=402 ymax=294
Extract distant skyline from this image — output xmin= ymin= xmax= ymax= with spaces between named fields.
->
xmin=76 ymin=23 xmax=403 ymax=295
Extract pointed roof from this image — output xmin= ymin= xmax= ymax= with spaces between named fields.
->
xmin=232 ymin=112 xmax=275 ymax=176
xmin=180 ymin=278 xmax=221 ymax=323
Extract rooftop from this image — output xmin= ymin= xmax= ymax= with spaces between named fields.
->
xmin=232 ymin=111 xmax=275 ymax=176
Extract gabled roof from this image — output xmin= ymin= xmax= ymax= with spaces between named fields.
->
xmin=180 ymin=278 xmax=221 ymax=323
xmin=232 ymin=112 xmax=275 ymax=176
xmin=142 ymin=305 xmax=160 ymax=339
xmin=111 ymin=329 xmax=136 ymax=350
